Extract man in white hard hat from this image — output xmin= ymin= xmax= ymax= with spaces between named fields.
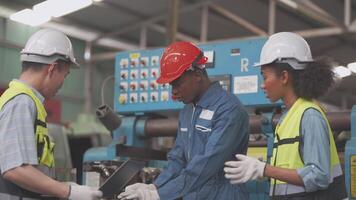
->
xmin=0 ymin=29 xmax=102 ymax=200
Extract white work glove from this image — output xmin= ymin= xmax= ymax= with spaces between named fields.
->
xmin=64 ymin=182 xmax=79 ymax=186
xmin=224 ymin=154 xmax=266 ymax=184
xmin=125 ymin=183 xmax=156 ymax=191
xmin=117 ymin=188 xmax=159 ymax=200
xmin=68 ymin=185 xmax=103 ymax=200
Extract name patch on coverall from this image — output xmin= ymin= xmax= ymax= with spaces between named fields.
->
xmin=199 ymin=109 xmax=214 ymax=120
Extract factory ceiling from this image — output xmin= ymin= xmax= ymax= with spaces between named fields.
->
xmin=0 ymin=0 xmax=355 ymax=109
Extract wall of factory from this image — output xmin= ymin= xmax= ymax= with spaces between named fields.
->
xmin=0 ymin=17 xmax=115 ymax=122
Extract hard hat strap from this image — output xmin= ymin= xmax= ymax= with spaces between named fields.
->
xmin=188 ymin=51 xmax=204 ymax=71
xmin=275 ymin=58 xmax=309 ymax=70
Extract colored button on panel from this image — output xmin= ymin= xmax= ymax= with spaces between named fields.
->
xmin=119 ymin=95 xmax=127 ymax=104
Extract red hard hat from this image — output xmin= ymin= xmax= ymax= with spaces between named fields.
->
xmin=156 ymin=41 xmax=208 ymax=84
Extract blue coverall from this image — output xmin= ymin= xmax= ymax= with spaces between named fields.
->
xmin=154 ymin=82 xmax=250 ymax=200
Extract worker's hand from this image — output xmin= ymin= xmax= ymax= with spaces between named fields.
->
xmin=117 ymin=188 xmax=159 ymax=200
xmin=224 ymin=154 xmax=266 ymax=184
xmin=125 ymin=183 xmax=156 ymax=191
xmin=68 ymin=185 xmax=103 ymax=200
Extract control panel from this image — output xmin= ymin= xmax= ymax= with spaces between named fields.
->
xmin=114 ymin=37 xmax=270 ymax=114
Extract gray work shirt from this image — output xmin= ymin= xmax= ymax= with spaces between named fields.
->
xmin=279 ymin=108 xmax=330 ymax=192
xmin=0 ymin=79 xmax=54 ymax=200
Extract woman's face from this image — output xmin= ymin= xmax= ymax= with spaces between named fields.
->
xmin=260 ymin=65 xmax=287 ymax=103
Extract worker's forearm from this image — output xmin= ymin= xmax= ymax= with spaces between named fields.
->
xmin=3 ymin=165 xmax=69 ymax=198
xmin=264 ymin=164 xmax=304 ymax=186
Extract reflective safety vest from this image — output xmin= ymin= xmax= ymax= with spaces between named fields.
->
xmin=270 ymin=98 xmax=344 ymax=198
xmin=0 ymin=80 xmax=55 ymax=168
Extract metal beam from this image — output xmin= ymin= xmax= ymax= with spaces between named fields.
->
xmin=345 ymin=0 xmax=351 ymax=27
xmin=295 ymin=27 xmax=344 ymax=38
xmin=0 ymin=4 xmax=139 ymax=51
xmin=312 ymin=40 xmax=343 ymax=58
xmin=149 ymin=24 xmax=199 ymax=42
xmin=278 ymin=0 xmax=340 ymax=27
xmin=96 ymin=1 xmax=199 ymax=44
xmin=200 ymin=5 xmax=209 ymax=42
xmin=351 ymin=19 xmax=356 ymax=27
xmin=0 ymin=38 xmax=22 ymax=50
xmin=167 ymin=0 xmax=179 ymax=44
xmin=269 ymin=0 xmax=276 ymax=35
xmin=140 ymin=26 xmax=147 ymax=49
xmin=42 ymin=21 xmax=138 ymax=51
xmin=90 ymin=24 xmax=356 ymax=62
xmin=300 ymin=0 xmax=340 ymax=26
xmin=209 ymin=3 xmax=267 ymax=36
xmin=91 ymin=52 xmax=118 ymax=62
xmin=93 ymin=0 xmax=215 ymax=42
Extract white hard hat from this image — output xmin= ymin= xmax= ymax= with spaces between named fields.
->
xmin=254 ymin=32 xmax=313 ymax=70
xmin=21 ymin=29 xmax=79 ymax=67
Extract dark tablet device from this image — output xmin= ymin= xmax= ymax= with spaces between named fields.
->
xmin=99 ymin=160 xmax=145 ymax=199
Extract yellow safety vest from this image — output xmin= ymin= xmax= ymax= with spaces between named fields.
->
xmin=270 ymin=98 xmax=343 ymax=196
xmin=0 ymin=81 xmax=55 ymax=168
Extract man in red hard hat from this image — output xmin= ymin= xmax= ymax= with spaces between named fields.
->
xmin=118 ymin=42 xmax=250 ymax=200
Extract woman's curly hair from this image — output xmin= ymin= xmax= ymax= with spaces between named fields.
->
xmin=273 ymin=58 xmax=335 ymax=100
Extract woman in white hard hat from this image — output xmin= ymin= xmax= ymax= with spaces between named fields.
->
xmin=224 ymin=32 xmax=347 ymax=200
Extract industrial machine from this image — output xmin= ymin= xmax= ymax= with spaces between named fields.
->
xmin=82 ymin=37 xmax=355 ymax=199
xmin=346 ymin=106 xmax=356 ymax=199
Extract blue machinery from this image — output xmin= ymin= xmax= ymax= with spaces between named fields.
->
xmin=346 ymin=106 xmax=356 ymax=199
xmin=83 ymin=38 xmax=356 ymax=199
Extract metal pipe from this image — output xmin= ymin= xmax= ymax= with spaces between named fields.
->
xmin=96 ymin=104 xmax=122 ymax=132
xmin=272 ymin=111 xmax=351 ymax=132
xmin=143 ymin=111 xmax=351 ymax=137
xmin=143 ymin=115 xmax=268 ymax=137
xmin=325 ymin=111 xmax=351 ymax=131
xmin=145 ymin=118 xmax=178 ymax=137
